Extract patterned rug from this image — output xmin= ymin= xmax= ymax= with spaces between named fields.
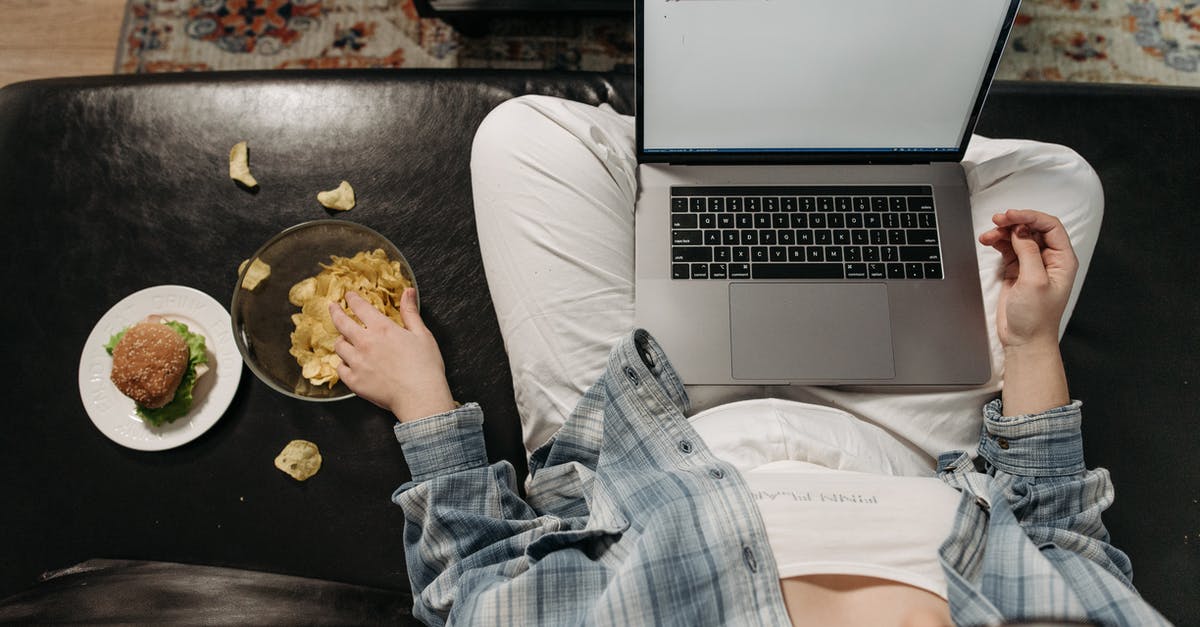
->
xmin=117 ymin=0 xmax=1200 ymax=86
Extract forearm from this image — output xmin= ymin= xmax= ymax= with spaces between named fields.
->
xmin=1001 ymin=340 xmax=1070 ymax=416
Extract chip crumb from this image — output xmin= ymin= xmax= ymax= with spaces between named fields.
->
xmin=274 ymin=439 xmax=322 ymax=481
xmin=317 ymin=180 xmax=355 ymax=211
xmin=229 ymin=141 xmax=258 ymax=188
xmin=239 ymin=257 xmax=271 ymax=291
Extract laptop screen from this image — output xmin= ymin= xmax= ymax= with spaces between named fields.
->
xmin=638 ymin=0 xmax=1019 ymax=163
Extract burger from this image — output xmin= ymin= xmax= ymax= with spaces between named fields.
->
xmin=105 ymin=316 xmax=209 ymax=426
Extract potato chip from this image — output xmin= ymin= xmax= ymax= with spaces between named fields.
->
xmin=288 ymin=249 xmax=412 ymax=387
xmin=228 ymin=141 xmax=258 ymax=188
xmin=274 ymin=439 xmax=322 ymax=481
xmin=239 ymin=257 xmax=271 ymax=291
xmin=317 ymin=180 xmax=355 ymax=211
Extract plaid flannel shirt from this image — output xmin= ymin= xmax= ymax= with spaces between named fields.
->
xmin=392 ymin=330 xmax=1170 ymax=626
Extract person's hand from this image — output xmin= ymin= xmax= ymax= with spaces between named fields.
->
xmin=329 ymin=289 xmax=457 ymax=423
xmin=978 ymin=209 xmax=1079 ymax=350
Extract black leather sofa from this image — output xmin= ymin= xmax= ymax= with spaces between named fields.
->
xmin=0 ymin=71 xmax=1195 ymax=625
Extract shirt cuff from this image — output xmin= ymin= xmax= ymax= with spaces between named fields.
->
xmin=393 ymin=402 xmax=487 ymax=482
xmin=978 ymin=398 xmax=1086 ymax=477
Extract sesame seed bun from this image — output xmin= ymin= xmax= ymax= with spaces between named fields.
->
xmin=109 ymin=322 xmax=189 ymax=408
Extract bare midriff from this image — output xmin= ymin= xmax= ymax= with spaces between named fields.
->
xmin=781 ymin=574 xmax=952 ymax=627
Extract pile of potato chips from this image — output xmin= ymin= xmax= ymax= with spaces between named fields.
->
xmin=288 ymin=249 xmax=412 ymax=387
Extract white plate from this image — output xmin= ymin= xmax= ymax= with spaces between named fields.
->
xmin=78 ymin=285 xmax=243 ymax=451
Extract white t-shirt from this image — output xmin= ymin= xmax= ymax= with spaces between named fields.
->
xmin=689 ymin=399 xmax=962 ymax=599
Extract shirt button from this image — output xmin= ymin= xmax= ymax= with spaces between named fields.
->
xmin=742 ymin=547 xmax=758 ymax=572
xmin=678 ymin=440 xmax=693 ymax=454
xmin=623 ymin=366 xmax=640 ymax=385
xmin=709 ymin=468 xmax=725 ymax=480
xmin=997 ymin=437 xmax=1010 ymax=450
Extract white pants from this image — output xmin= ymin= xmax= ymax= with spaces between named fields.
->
xmin=470 ymin=95 xmax=1104 ymax=463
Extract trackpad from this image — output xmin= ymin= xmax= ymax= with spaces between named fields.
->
xmin=730 ymin=283 xmax=895 ymax=381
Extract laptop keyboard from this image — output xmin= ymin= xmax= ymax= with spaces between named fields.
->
xmin=670 ymin=185 xmax=943 ymax=280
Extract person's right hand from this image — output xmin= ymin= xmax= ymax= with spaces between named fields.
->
xmin=328 ymin=289 xmax=457 ymax=423
xmin=978 ymin=209 xmax=1079 ymax=350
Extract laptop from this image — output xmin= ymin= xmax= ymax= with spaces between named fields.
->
xmin=633 ymin=0 xmax=1021 ymax=386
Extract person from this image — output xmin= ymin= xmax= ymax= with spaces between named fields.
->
xmin=327 ymin=96 xmax=1170 ymax=626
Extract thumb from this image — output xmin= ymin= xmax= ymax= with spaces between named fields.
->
xmin=1010 ymin=226 xmax=1048 ymax=285
xmin=398 ymin=288 xmax=426 ymax=332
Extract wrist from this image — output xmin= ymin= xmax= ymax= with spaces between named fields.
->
xmin=1003 ymin=336 xmax=1061 ymax=361
xmin=1001 ymin=340 xmax=1069 ymax=417
xmin=391 ymin=385 xmax=458 ymax=423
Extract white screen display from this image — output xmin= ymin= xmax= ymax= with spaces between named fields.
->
xmin=641 ymin=0 xmax=1012 ymax=154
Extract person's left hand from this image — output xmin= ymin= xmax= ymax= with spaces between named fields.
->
xmin=978 ymin=208 xmax=1079 ymax=350
xmin=329 ymin=289 xmax=457 ymax=423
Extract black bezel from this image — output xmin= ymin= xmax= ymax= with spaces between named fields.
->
xmin=635 ymin=0 xmax=1022 ymax=166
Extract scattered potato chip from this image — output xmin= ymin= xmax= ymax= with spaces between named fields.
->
xmin=274 ymin=439 xmax=322 ymax=481
xmin=239 ymin=257 xmax=271 ymax=291
xmin=229 ymin=141 xmax=258 ymax=188
xmin=317 ymin=180 xmax=355 ymax=211
xmin=288 ymin=249 xmax=413 ymax=387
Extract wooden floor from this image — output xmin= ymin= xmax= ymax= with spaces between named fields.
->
xmin=0 ymin=0 xmax=125 ymax=89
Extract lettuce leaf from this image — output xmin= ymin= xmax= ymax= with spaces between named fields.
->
xmin=105 ymin=321 xmax=209 ymax=426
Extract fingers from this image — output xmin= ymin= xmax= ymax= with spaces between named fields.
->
xmin=329 ymin=299 xmax=366 ymax=344
xmin=397 ymin=288 xmax=427 ymax=333
xmin=344 ymin=290 xmax=393 ymax=328
xmin=333 ymin=337 xmax=359 ymax=368
xmin=1010 ymin=225 xmax=1049 ymax=285
xmin=991 ymin=209 xmax=1074 ymax=254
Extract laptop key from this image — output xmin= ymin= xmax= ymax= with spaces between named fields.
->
xmin=906 ymin=229 xmax=939 ymax=245
xmin=710 ymin=263 xmax=728 ymax=279
xmin=690 ymin=198 xmax=706 ymax=212
xmin=900 ymin=246 xmax=941 ymax=262
xmin=673 ymin=247 xmax=712 ymax=263
xmin=727 ymin=197 xmax=743 ymax=211
xmin=672 ymin=197 xmax=688 ymax=211
xmin=730 ymin=263 xmax=752 ymax=279
xmin=700 ymin=214 xmax=717 ymax=229
xmin=751 ymin=263 xmax=845 ymax=280
xmin=908 ymin=196 xmax=935 ymax=211
xmin=672 ymin=264 xmax=689 ymax=279
xmin=846 ymin=263 xmax=868 ymax=279
xmin=715 ymin=246 xmax=731 ymax=262
xmin=705 ymin=230 xmax=722 ymax=245
xmin=733 ymin=247 xmax=750 ymax=262
xmin=924 ymin=263 xmax=943 ymax=279
xmin=906 ymin=263 xmax=924 ymax=279
xmin=672 ymin=213 xmax=697 ymax=229
xmin=672 ymin=230 xmax=702 ymax=245
xmin=868 ymin=263 xmax=886 ymax=279
xmin=708 ymin=197 xmax=725 ymax=212
xmin=887 ymin=263 xmax=905 ymax=279
xmin=692 ymin=263 xmax=709 ymax=279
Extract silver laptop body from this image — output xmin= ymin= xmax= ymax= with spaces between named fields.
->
xmin=633 ymin=0 xmax=1022 ymax=386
